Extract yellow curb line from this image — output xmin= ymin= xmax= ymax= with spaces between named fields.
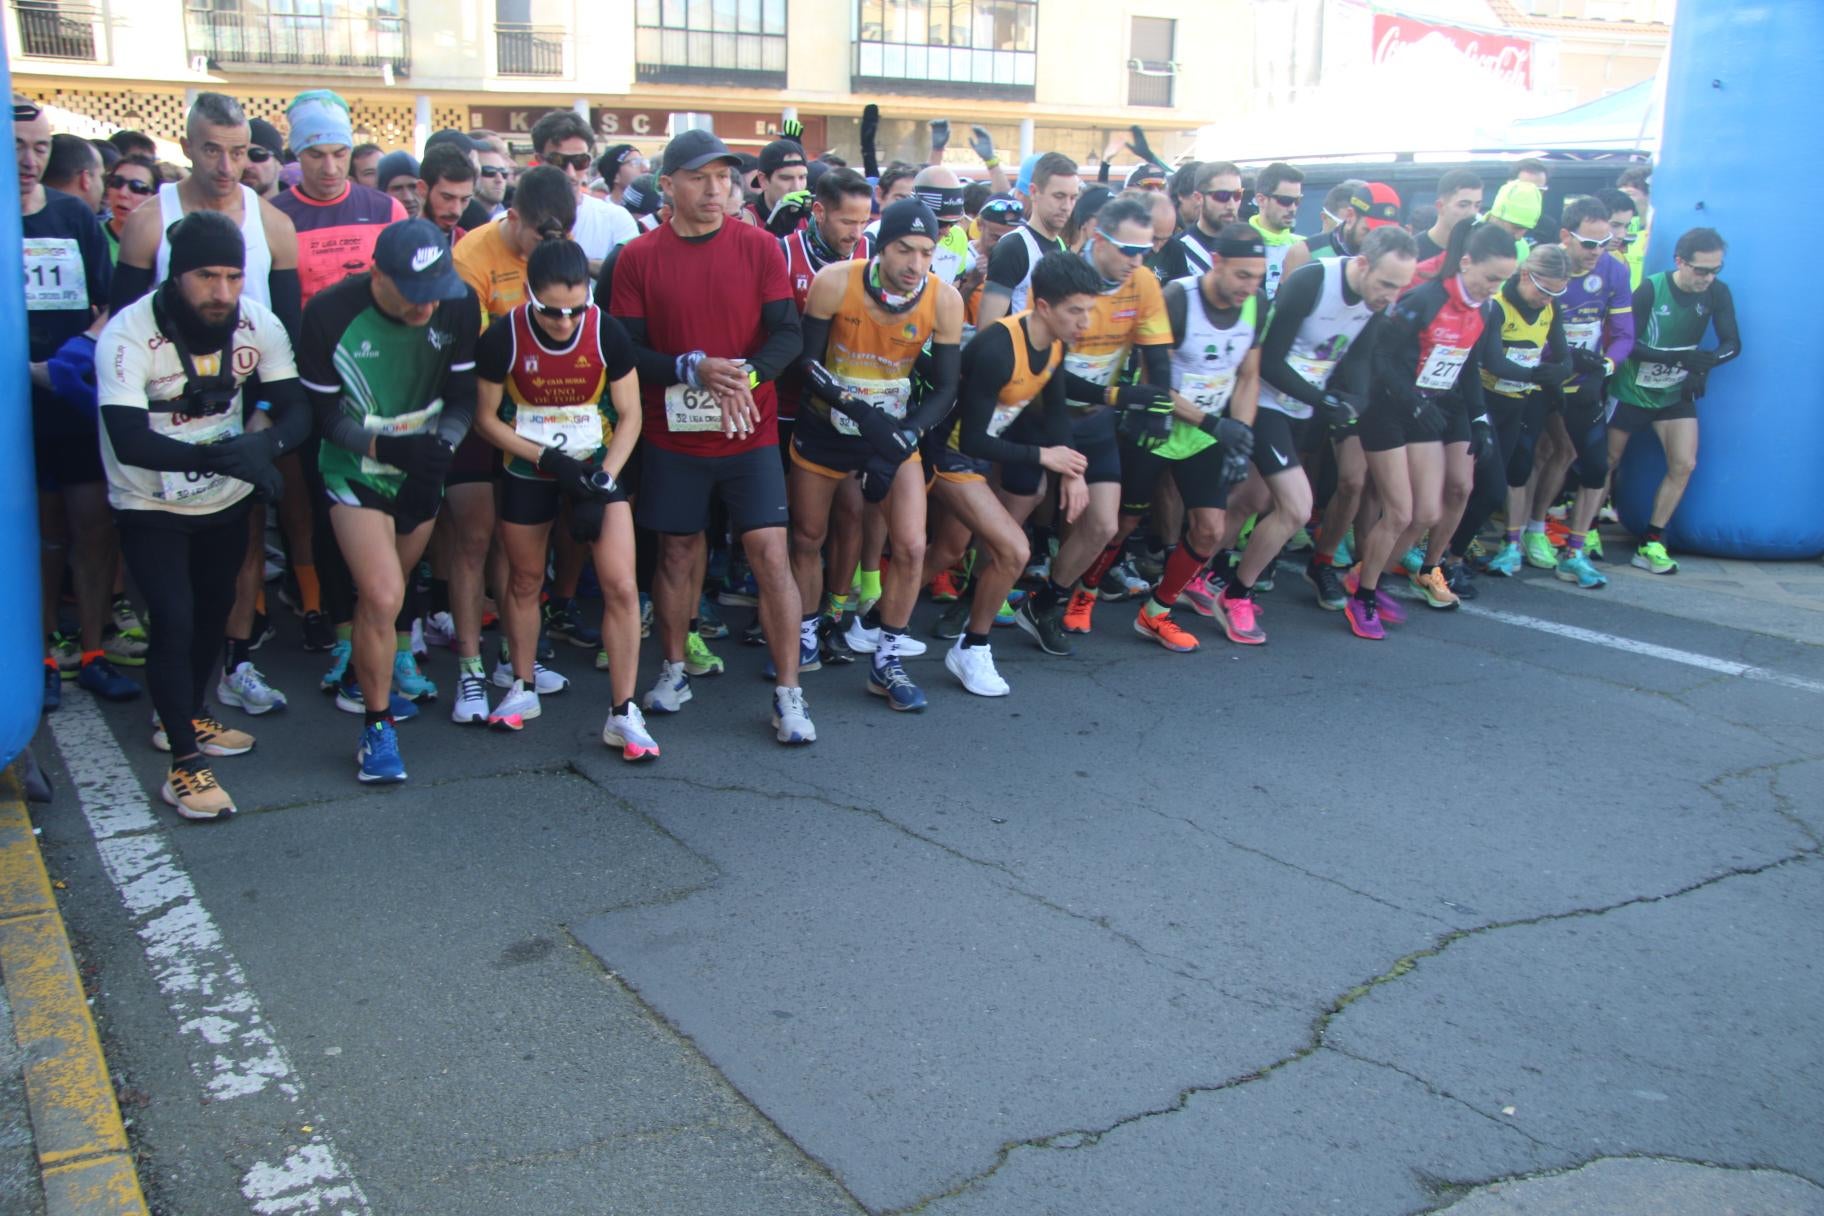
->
xmin=0 ymin=770 xmax=149 ymax=1216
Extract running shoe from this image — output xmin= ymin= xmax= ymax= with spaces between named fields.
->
xmin=1023 ymin=554 xmax=1051 ymax=585
xmin=945 ymin=639 xmax=1010 ymax=696
xmin=1410 ymin=566 xmax=1460 ymax=610
xmin=1305 ymin=561 xmax=1347 ymax=611
xmin=1255 ymin=563 xmax=1276 ymax=594
xmin=1557 ymin=550 xmax=1609 ymax=589
xmin=356 ymin=720 xmax=407 ymax=784
xmin=930 ymin=596 xmax=970 ymax=640
xmin=488 ymin=682 xmax=541 ymax=731
xmin=1330 ymin=533 xmax=1355 ymax=570
xmin=1397 ymin=545 xmax=1426 ymax=578
xmin=1631 ymin=540 xmax=1678 ymax=575
xmin=639 ymin=592 xmax=652 ymax=639
xmin=111 ymin=595 xmax=145 ymax=637
xmin=319 ymin=639 xmax=352 ymax=691
xmin=1443 ymin=562 xmax=1479 ymax=601
xmin=152 ymin=715 xmax=255 ymax=757
xmin=696 ymin=596 xmax=729 ymax=640
xmin=844 ymin=617 xmax=929 ymax=657
xmin=1132 ymin=544 xmax=1166 ymax=582
xmin=929 ymin=570 xmax=963 ymax=603
xmin=762 ymin=631 xmax=822 ymax=680
xmin=1061 ymin=588 xmax=1097 ymax=634
xmin=1342 ymin=569 xmax=1407 ymax=625
xmin=868 ymin=653 xmax=927 ymax=712
xmin=1177 ymin=571 xmax=1218 ymax=618
xmin=1585 ymin=529 xmax=1605 ymax=560
xmin=741 ymin=616 xmax=766 ymax=646
xmin=1013 ymin=599 xmax=1073 ymax=657
xmin=1465 ymin=537 xmax=1489 ymax=561
xmin=1483 ymin=542 xmax=1523 ymax=577
xmin=1598 ymin=505 xmax=1619 ymax=524
xmin=41 ymin=664 xmax=60 ymax=713
xmin=684 ymin=631 xmax=725 ymax=676
xmin=393 ymin=650 xmax=438 ymax=701
xmin=1098 ymin=559 xmax=1152 ymax=602
xmin=772 ymin=685 xmax=817 ymax=744
xmin=603 ymin=702 xmax=660 ymax=761
xmin=993 ymin=594 xmax=1021 ymax=627
xmin=249 ymin=613 xmax=277 ymax=652
xmin=718 ymin=569 xmax=760 ymax=607
xmin=162 ymin=758 xmax=235 ymax=821
xmin=301 ymin=610 xmax=337 ymax=652
xmin=48 ymin=633 xmax=80 ymax=677
xmin=1213 ymin=594 xmax=1266 ymax=645
xmin=1522 ymin=531 xmax=1559 ymax=570
xmin=104 ymin=626 xmax=148 ymax=667
xmin=1344 ymin=595 xmax=1385 ymax=640
xmin=77 ymin=657 xmax=140 ymax=701
xmin=545 ymin=597 xmax=602 ymax=648
xmin=594 ymin=649 xmax=611 ymax=672
xmin=1286 ymin=527 xmax=1314 ymax=553
xmin=490 ymin=660 xmax=569 ymax=694
xmin=218 ymin=661 xmax=288 ymax=715
xmin=420 ymin=610 xmax=456 ymax=650
xmin=817 ymin=615 xmax=856 ymax=666
xmin=332 ymin=681 xmax=420 ymax=722
xmin=451 ymin=669 xmax=490 ymax=724
xmin=1133 ymin=606 xmax=1199 ymax=653
xmin=641 ymin=660 xmax=692 ymax=713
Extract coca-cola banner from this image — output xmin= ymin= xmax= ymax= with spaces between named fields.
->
xmin=1371 ymin=11 xmax=1534 ymax=89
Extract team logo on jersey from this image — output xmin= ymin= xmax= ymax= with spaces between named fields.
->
xmin=1313 ymin=334 xmax=1350 ymax=361
xmin=902 ymin=322 xmax=919 ymax=339
xmin=524 ymin=356 xmax=539 ymax=373
xmin=427 ymin=327 xmax=450 ymax=351
xmin=1696 ymin=303 xmax=1709 ymax=316
xmin=1584 ymin=274 xmax=1602 ymax=292
xmin=231 ymin=345 xmax=259 ymax=376
xmin=352 ymin=339 xmax=379 ymax=359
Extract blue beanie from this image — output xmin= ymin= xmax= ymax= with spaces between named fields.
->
xmin=286 ymin=90 xmax=353 ymax=154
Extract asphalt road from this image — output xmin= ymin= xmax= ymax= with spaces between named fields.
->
xmin=20 ymin=553 xmax=1824 ymax=1215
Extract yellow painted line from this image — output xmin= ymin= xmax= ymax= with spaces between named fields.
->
xmin=0 ymin=773 xmax=149 ymax=1215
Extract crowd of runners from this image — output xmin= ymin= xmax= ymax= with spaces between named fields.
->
xmin=16 ymin=90 xmax=1739 ymax=818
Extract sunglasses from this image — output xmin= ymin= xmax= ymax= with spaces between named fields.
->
xmin=1528 ymin=273 xmax=1567 ymax=297
xmin=1204 ymin=189 xmax=1243 ymax=203
xmin=1681 ymin=261 xmax=1723 ymax=277
xmin=106 ymin=174 xmax=155 ymax=196
xmin=1107 ymin=238 xmax=1152 ymax=258
xmin=1568 ymin=234 xmax=1613 ymax=251
xmin=1264 ymin=193 xmax=1302 ymax=208
xmin=479 ymin=165 xmax=508 ymax=179
xmin=541 ymin=152 xmax=592 ymax=172
xmin=527 ymin=287 xmax=587 ymax=319
xmin=246 ymin=145 xmax=275 ymax=163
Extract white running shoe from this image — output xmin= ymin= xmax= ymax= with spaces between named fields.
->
xmin=945 ymin=639 xmax=1010 ymax=697
xmin=488 ymin=682 xmax=541 ymax=731
xmin=409 ymin=617 xmax=428 ymax=659
xmin=450 ymin=670 xmax=490 ymax=724
xmin=771 ymin=685 xmax=816 ymax=744
xmin=217 ymin=661 xmax=288 ymax=715
xmin=844 ymin=616 xmax=927 ymax=657
xmin=491 ymin=660 xmax=569 ymax=694
xmin=423 ymin=610 xmax=457 ymax=649
xmin=602 ymin=702 xmax=660 ymax=761
xmin=641 ymin=660 xmax=692 ymax=714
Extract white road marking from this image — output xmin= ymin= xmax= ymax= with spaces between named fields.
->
xmin=48 ymin=696 xmax=371 ymax=1215
xmin=1459 ymin=603 xmax=1824 ymax=695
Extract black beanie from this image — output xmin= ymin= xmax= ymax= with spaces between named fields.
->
xmin=166 ymin=211 xmax=245 ymax=278
xmin=875 ymin=198 xmax=940 ymax=249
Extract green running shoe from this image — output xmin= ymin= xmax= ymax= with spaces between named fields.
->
xmin=1631 ymin=540 xmax=1678 ymax=575
xmin=1522 ymin=531 xmax=1558 ymax=570
xmin=683 ymin=631 xmax=725 ymax=675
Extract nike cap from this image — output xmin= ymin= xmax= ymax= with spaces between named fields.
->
xmin=660 ymin=128 xmax=742 ymax=177
xmin=372 ymin=218 xmax=468 ymax=304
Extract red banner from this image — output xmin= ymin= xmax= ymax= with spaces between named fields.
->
xmin=1371 ymin=12 xmax=1533 ymax=89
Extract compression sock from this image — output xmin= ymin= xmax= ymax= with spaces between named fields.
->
xmin=1153 ymin=542 xmax=1212 ymax=610
xmin=295 ymin=564 xmax=322 ymax=614
xmin=960 ymin=630 xmax=990 ymax=649
xmin=1080 ymin=542 xmax=1124 ymax=591
xmin=224 ymin=637 xmax=251 ymax=672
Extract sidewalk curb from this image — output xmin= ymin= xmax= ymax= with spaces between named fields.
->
xmin=0 ymin=769 xmax=148 ymax=1216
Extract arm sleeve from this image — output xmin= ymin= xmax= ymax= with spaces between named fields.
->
xmin=1255 ymin=263 xmax=1329 ymax=412
xmin=955 ymin=325 xmax=1041 ymax=465
xmin=1536 ymin=307 xmax=1573 ymax=382
xmin=1371 ymin=296 xmax=1426 ymax=417
xmin=1063 ymin=367 xmax=1110 ymax=403
xmin=1708 ymin=280 xmax=1741 ymax=364
xmin=1149 ymin=239 xmax=1186 ymax=285
xmin=78 ymin=208 xmax=111 ymax=311
xmin=107 ymin=261 xmax=155 ymax=315
xmin=1625 ymin=281 xmax=1685 ymax=363
xmin=905 ymin=342 xmax=960 ymax=434
xmin=798 ymin=311 xmax=832 ymax=367
xmin=982 ymin=236 xmax=1030 ymax=297
xmin=101 ymin=406 xmax=219 ymax=473
xmin=298 ymin=301 xmax=372 ymax=456
xmin=593 ymin=243 xmax=622 ymax=307
xmin=474 ymin=317 xmax=513 ymax=382
xmin=433 ymin=295 xmax=481 ymax=447
xmin=267 ymin=267 xmax=302 ymax=339
xmin=1139 ymin=341 xmax=1171 ymax=388
xmin=1476 ymin=305 xmax=1538 ymax=384
xmin=1038 ymin=362 xmax=1070 ymax=449
xmin=598 ymin=312 xmax=639 ymax=380
xmin=746 ymin=297 xmax=802 ymax=385
xmin=619 ymin=317 xmax=681 ymax=387
xmin=1337 ymin=314 xmax=1376 ymax=399
xmin=1163 ymin=280 xmax=1188 ymax=348
xmin=1457 ymin=330 xmax=1488 ymax=420
xmin=259 ymin=376 xmax=313 ymax=455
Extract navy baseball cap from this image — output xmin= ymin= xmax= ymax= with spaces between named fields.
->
xmin=660 ymin=129 xmax=742 ymax=177
xmin=372 ymin=219 xmax=467 ymax=304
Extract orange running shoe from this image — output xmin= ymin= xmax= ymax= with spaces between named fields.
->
xmin=930 ymin=570 xmax=962 ymax=602
xmin=1062 ymin=588 xmax=1096 ymax=634
xmin=1132 ymin=605 xmax=1200 ymax=653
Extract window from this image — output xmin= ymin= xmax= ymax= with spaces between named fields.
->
xmin=634 ymin=0 xmax=788 ymax=88
xmin=1127 ymin=17 xmax=1174 ymax=108
xmin=186 ymin=0 xmax=409 ymax=73
xmin=12 ymin=0 xmax=100 ymax=60
xmin=853 ymin=0 xmax=1038 ymax=99
xmin=497 ymin=0 xmax=567 ymax=77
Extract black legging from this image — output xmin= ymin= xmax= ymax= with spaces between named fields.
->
xmin=1451 ymin=397 xmax=1529 ymax=557
xmin=116 ymin=503 xmax=250 ymax=760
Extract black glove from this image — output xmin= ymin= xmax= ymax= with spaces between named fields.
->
xmin=1412 ymin=397 xmax=1446 ymax=435
xmin=1199 ymin=416 xmax=1252 ymax=487
xmin=538 ymin=445 xmax=609 ymax=500
xmin=929 ymin=118 xmax=951 ymax=152
xmin=860 ymin=104 xmax=880 ymax=178
xmin=803 ymin=359 xmax=847 ymax=409
xmin=567 ymin=495 xmax=606 ymax=543
xmin=969 ymin=125 xmax=996 ymax=164
xmin=1569 ymin=347 xmax=1608 ymax=377
xmin=1469 ymin=416 xmax=1495 ymax=463
xmin=859 ymin=452 xmax=901 ymax=504
xmin=206 ymin=431 xmax=279 ymax=483
xmin=373 ymin=432 xmax=455 ymax=481
xmin=1317 ymin=391 xmax=1362 ymax=427
xmin=1688 ymin=368 xmax=1711 ymax=400
xmin=1114 ymin=384 xmax=1173 ymax=451
xmin=393 ymin=475 xmax=442 ymax=526
xmin=1530 ymin=359 xmax=1575 ymax=387
xmin=1682 ymin=348 xmax=1723 ymax=373
xmin=766 ymin=189 xmax=812 ymax=236
xmin=838 ymin=397 xmax=919 ymax=463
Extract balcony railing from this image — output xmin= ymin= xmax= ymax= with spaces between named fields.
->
xmin=495 ymin=22 xmax=565 ymax=77
xmin=634 ymin=25 xmax=785 ymax=88
xmin=13 ymin=1 xmax=99 ymax=60
xmin=852 ymin=38 xmax=1036 ymax=100
xmin=185 ymin=7 xmax=410 ymax=75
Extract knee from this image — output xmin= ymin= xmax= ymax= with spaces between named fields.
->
xmin=789 ymin=523 xmax=828 ymax=563
xmin=892 ymin=531 xmax=927 ymax=572
xmin=1381 ymin=503 xmax=1415 ymax=535
xmin=1282 ymin=483 xmax=1314 ymax=524
xmin=1667 ymin=454 xmax=1697 ymax=481
xmin=361 ymin=574 xmax=405 ymax=616
xmin=1334 ymin=469 xmax=1366 ymax=501
xmin=992 ymin=529 xmax=1030 ymax=572
xmin=507 ymin=565 xmax=543 ymax=600
xmin=1185 ymin=519 xmax=1221 ymax=555
xmin=601 ymin=571 xmax=638 ymax=607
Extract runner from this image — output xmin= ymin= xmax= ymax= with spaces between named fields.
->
xmin=974 ymin=152 xmax=1078 ymax=328
xmin=1281 ymin=180 xmax=1394 ymax=275
xmin=608 ymin=128 xmax=815 ymax=744
xmin=1016 ymin=195 xmax=1173 ymax=651
xmin=1415 ymin=169 xmax=1484 ymax=261
xmin=471 ymin=238 xmax=655 ymax=753
xmin=272 ymin=92 xmax=405 ymax=306
xmin=460 ymin=131 xmax=512 ymax=231
xmin=241 ymin=118 xmax=285 ymax=201
xmin=1348 ymin=221 xmax=1515 ymax=637
xmin=101 ymin=154 xmax=158 ymax=264
xmin=1168 ymin=161 xmax=1203 ymax=233
xmin=1617 ymin=165 xmax=1651 ymax=289
xmin=42 ymin=134 xmax=104 ymax=215
xmin=1606 ymin=227 xmax=1738 ymax=575
xmin=1149 ymin=160 xmax=1243 ymax=283
xmin=922 ymin=251 xmax=1095 ymax=694
xmin=375 ymin=151 xmax=422 ymax=220
xmin=791 ymin=199 xmax=963 ymax=711
xmin=530 ymin=109 xmax=637 ymax=271
xmin=911 ymin=165 xmax=974 ymax=286
xmin=1248 ymin=162 xmax=1304 ymax=299
xmin=298 ymin=219 xmax=480 ymax=781
xmin=350 ymin=143 xmax=381 ymax=190
xmin=415 ymin=146 xmax=476 ymax=243
xmin=1484 ymin=179 xmax=1541 ymax=264
xmin=744 ymin=137 xmax=810 ymax=233
xmin=1314 ymin=181 xmax=1357 ymax=235
xmin=597 ymin=143 xmax=645 ymax=208
xmin=95 ymin=212 xmax=310 ymax=817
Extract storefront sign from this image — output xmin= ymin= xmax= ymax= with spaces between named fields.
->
xmin=466 ymin=106 xmax=826 ymax=149
xmin=1371 ymin=12 xmax=1533 ymax=89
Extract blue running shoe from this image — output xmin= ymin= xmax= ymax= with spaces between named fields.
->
xmin=393 ymin=650 xmax=438 ymax=701
xmin=77 ymin=657 xmax=141 ymax=702
xmin=335 ymin=679 xmax=420 ymax=722
xmin=867 ymin=655 xmax=927 ymax=712
xmin=1556 ymin=550 xmax=1609 ymax=589
xmin=319 ymin=639 xmax=351 ymax=691
xmin=356 ymin=720 xmax=407 ymax=783
xmin=696 ymin=596 xmax=729 ymax=640
xmin=762 ymin=633 xmax=823 ymax=680
xmin=1483 ymin=541 xmax=1523 ymax=577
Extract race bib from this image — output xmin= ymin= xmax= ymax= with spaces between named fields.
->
xmin=832 ymin=375 xmax=910 ymax=437
xmin=1416 ymin=345 xmax=1471 ymax=392
xmin=1180 ymin=370 xmax=1235 ymax=416
xmin=1063 ymin=348 xmax=1124 ymax=392
xmin=663 ymin=383 xmax=724 ymax=433
xmin=23 ymin=238 xmax=88 ymax=311
xmin=1285 ymin=354 xmax=1336 ymax=391
xmin=156 ymin=414 xmax=240 ymax=506
xmin=358 ymin=399 xmax=443 ymax=476
xmin=986 ymin=400 xmax=1029 ymax=438
xmin=1635 ymin=359 xmax=1689 ymax=390
xmin=1491 ymin=345 xmax=1542 ymax=396
xmin=1563 ymin=320 xmax=1601 ymax=352
xmin=514 ymin=403 xmax=604 ymax=453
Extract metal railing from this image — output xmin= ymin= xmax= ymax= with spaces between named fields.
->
xmin=185 ymin=7 xmax=410 ymax=74
xmin=852 ymin=38 xmax=1036 ymax=100
xmin=1127 ymin=58 xmax=1176 ymax=108
xmin=495 ymin=22 xmax=565 ymax=77
xmin=12 ymin=1 xmax=99 ymax=60
xmin=634 ymin=25 xmax=786 ymax=88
